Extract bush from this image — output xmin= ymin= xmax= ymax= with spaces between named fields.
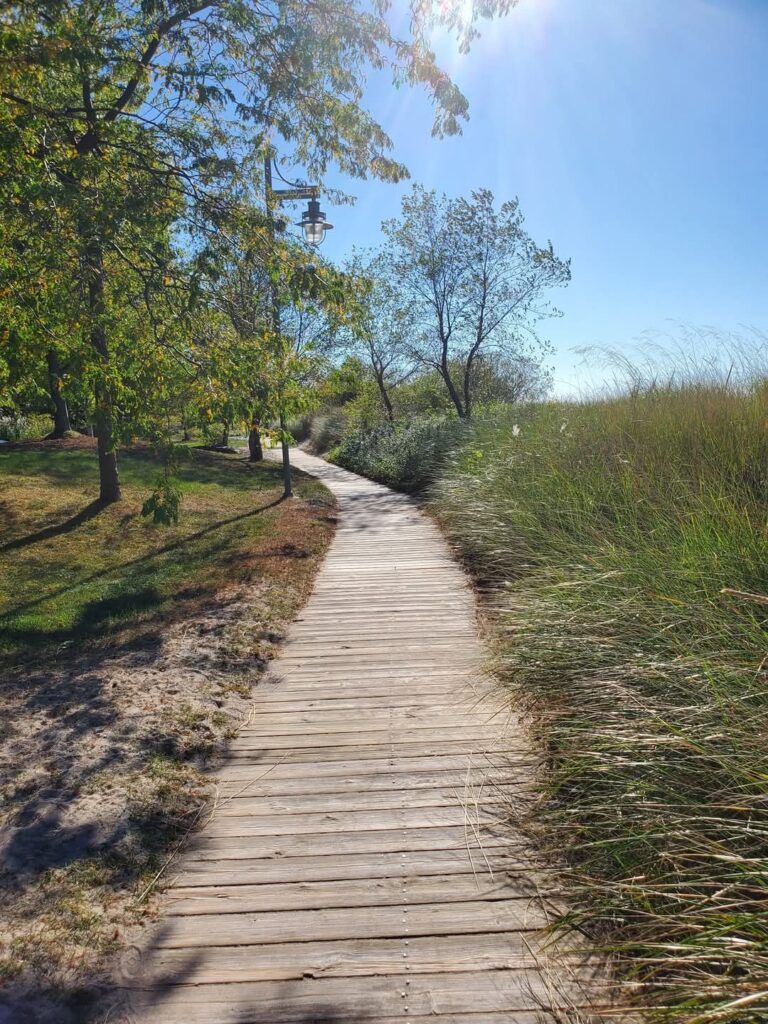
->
xmin=286 ymin=413 xmax=314 ymax=444
xmin=330 ymin=416 xmax=466 ymax=492
xmin=0 ymin=413 xmax=54 ymax=441
xmin=308 ymin=410 xmax=349 ymax=454
xmin=433 ymin=381 xmax=768 ymax=1021
xmin=297 ymin=409 xmax=349 ymax=455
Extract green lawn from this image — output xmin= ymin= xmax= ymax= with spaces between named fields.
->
xmin=0 ymin=443 xmax=331 ymax=661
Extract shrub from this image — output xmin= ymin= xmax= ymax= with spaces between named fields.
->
xmin=434 ymin=381 xmax=768 ymax=1021
xmin=330 ymin=415 xmax=466 ymax=492
xmin=303 ymin=409 xmax=349 ymax=455
xmin=0 ymin=413 xmax=54 ymax=441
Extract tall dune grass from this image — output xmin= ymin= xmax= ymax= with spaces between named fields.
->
xmin=434 ymin=365 xmax=768 ymax=1021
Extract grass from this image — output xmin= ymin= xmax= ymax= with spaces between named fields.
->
xmin=0 ymin=442 xmax=330 ymax=658
xmin=432 ymin=379 xmax=768 ymax=1022
xmin=0 ymin=439 xmax=335 ymax=1020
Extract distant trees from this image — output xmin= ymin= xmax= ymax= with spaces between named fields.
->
xmin=376 ymin=185 xmax=570 ymax=418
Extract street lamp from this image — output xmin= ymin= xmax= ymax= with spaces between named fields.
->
xmin=297 ymin=197 xmax=333 ymax=246
xmin=262 ymin=155 xmax=334 ymax=498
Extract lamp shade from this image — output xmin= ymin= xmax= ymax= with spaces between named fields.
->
xmin=297 ymin=198 xmax=333 ymax=246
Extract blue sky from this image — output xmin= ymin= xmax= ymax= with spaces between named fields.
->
xmin=315 ymin=0 xmax=768 ymax=394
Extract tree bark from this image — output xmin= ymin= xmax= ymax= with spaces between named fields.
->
xmin=46 ymin=350 xmax=71 ymax=437
xmin=440 ymin=362 xmax=466 ymax=418
xmin=86 ymin=235 xmax=121 ymax=503
xmin=374 ymin=370 xmax=395 ymax=422
xmin=279 ymin=411 xmax=292 ymax=498
xmin=462 ymin=346 xmax=481 ymax=420
xmin=221 ymin=422 xmax=229 ymax=447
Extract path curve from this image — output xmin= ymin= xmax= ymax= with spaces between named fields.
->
xmin=125 ymin=450 xmax=565 ymax=1023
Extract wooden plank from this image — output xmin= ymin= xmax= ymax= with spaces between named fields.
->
xmin=148 ymin=900 xmax=550 ymax=949
xmin=172 ymin=849 xmax=530 ymax=886
xmin=200 ymin=804 xmax=506 ymax=840
xmin=213 ymin=784 xmax=522 ymax=815
xmin=238 ymin=719 xmax=507 ymax=736
xmin=240 ymin=712 xmax=512 ymax=731
xmin=240 ymin=711 xmax=506 ymax=729
xmin=249 ymin=683 xmax=469 ymax=703
xmin=287 ymin=623 xmax=475 ymax=635
xmin=128 ymin=1005 xmax=553 ymax=1024
xmin=183 ymin=826 xmax=513 ymax=861
xmin=233 ymin=726 xmax=508 ymax=748
xmin=277 ymin=641 xmax=476 ymax=657
xmin=211 ymin=752 xmax=530 ymax=783
xmin=165 ymin=873 xmax=551 ymax=916
xmin=130 ymin=932 xmax=551 ymax=985
xmin=126 ymin=971 xmax=562 ymax=1023
xmin=246 ymin=694 xmax=507 ymax=714
xmin=224 ymin=741 xmax=521 ymax=762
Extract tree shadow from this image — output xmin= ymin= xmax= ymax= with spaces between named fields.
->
xmin=1 ymin=496 xmax=285 ymax=626
xmin=113 ymin=930 xmax=363 ymax=1024
xmin=0 ymin=585 xmax=167 ymax=657
xmin=0 ymin=498 xmax=106 ymax=553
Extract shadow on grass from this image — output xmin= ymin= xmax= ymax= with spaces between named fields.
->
xmin=0 ymin=496 xmax=285 ymax=628
xmin=0 ymin=499 xmax=107 ymax=553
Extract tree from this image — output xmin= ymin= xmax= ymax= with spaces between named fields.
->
xmin=1 ymin=0 xmax=513 ymax=502
xmin=343 ymin=257 xmax=418 ymax=422
xmin=381 ymin=185 xmax=570 ymax=418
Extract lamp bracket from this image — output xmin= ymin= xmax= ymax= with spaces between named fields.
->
xmin=272 ymin=187 xmax=319 ymax=203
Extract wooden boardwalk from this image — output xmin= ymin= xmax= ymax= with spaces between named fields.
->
xmin=125 ymin=451 xmax=569 ymax=1023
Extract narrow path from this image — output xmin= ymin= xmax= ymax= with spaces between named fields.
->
xmin=126 ymin=451 xmax=569 ymax=1023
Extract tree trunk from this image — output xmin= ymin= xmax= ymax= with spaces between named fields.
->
xmin=221 ymin=423 xmax=229 ymax=447
xmin=463 ymin=353 xmax=478 ymax=420
xmin=86 ymin=235 xmax=121 ymax=503
xmin=375 ymin=371 xmax=395 ymax=422
xmin=46 ymin=350 xmax=71 ymax=437
xmin=248 ymin=420 xmax=263 ymax=461
xmin=279 ymin=412 xmax=292 ymax=498
xmin=441 ymin=364 xmax=466 ymax=418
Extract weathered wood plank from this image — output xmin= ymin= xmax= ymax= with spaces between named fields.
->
xmin=127 ymin=970 xmax=566 ymax=1022
xmin=127 ymin=996 xmax=558 ymax=1024
xmin=224 ymin=741 xmax=523 ymax=763
xmin=211 ymin=752 xmax=530 ymax=783
xmin=241 ymin=709 xmax=508 ymax=729
xmin=172 ymin=849 xmax=530 ymax=887
xmin=234 ymin=726 xmax=508 ymax=748
xmin=131 ymin=932 xmax=550 ymax=985
xmin=213 ymin=784 xmax=521 ymax=815
xmin=165 ymin=873 xmax=551 ymax=916
xmin=200 ymin=803 xmax=506 ymax=839
xmin=149 ymin=900 xmax=551 ymax=949
xmin=183 ymin=825 xmax=513 ymax=861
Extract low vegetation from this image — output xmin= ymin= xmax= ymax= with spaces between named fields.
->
xmin=431 ymin=378 xmax=768 ymax=1022
xmin=0 ymin=439 xmax=334 ymax=1021
xmin=329 ymin=416 xmax=466 ymax=492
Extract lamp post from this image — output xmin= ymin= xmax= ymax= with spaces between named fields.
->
xmin=263 ymin=156 xmax=332 ymax=498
